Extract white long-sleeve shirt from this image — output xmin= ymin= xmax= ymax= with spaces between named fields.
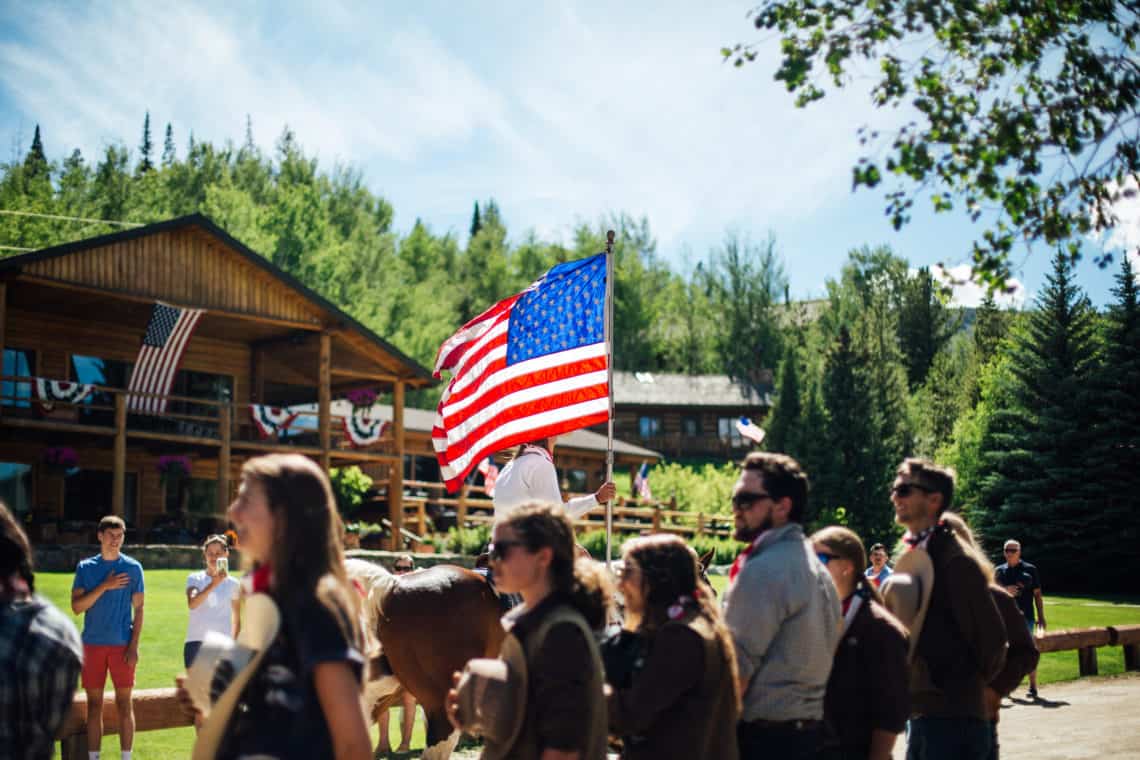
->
xmin=492 ymin=448 xmax=598 ymax=523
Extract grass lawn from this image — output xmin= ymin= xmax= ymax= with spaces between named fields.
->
xmin=36 ymin=570 xmax=1140 ymax=758
xmin=37 ymin=569 xmax=428 ymax=760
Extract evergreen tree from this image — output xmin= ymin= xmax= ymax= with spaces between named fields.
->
xmin=1091 ymin=257 xmax=1140 ymax=582
xmin=469 ymin=201 xmax=482 ymax=238
xmin=765 ymin=343 xmax=802 ymax=456
xmin=975 ymin=251 xmax=1103 ymax=589
xmin=22 ymin=124 xmax=49 ymax=184
xmin=897 ymin=266 xmax=957 ymax=389
xmin=162 ymin=123 xmax=176 ymax=167
xmin=138 ymin=112 xmax=154 ymax=174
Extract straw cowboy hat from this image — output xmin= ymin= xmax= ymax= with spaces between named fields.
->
xmin=882 ymin=547 xmax=934 ymax=661
xmin=190 ymin=593 xmax=281 ymax=760
xmin=453 ymin=634 xmax=528 ymax=760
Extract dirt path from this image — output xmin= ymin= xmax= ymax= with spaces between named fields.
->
xmin=893 ymin=672 xmax=1140 ymax=759
xmin=444 ymin=673 xmax=1140 ymax=760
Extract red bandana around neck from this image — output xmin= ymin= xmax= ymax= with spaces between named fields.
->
xmin=247 ymin=563 xmax=273 ymax=594
xmin=728 ymin=533 xmax=765 ymax=584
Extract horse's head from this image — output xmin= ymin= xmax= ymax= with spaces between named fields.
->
xmin=697 ymin=547 xmax=717 ymax=599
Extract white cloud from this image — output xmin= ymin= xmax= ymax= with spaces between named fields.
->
xmin=1095 ymin=176 xmax=1140 ymax=278
xmin=931 ymin=264 xmax=1027 ymax=309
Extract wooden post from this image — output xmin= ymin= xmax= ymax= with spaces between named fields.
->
xmin=696 ymin=512 xmax=705 ymax=537
xmin=417 ymin=501 xmax=427 ymax=537
xmin=217 ymin=404 xmax=231 ymax=514
xmin=112 ymin=394 xmax=127 ymax=518
xmin=251 ymin=347 xmax=265 ymax=403
xmin=652 ymin=503 xmax=661 ymax=533
xmin=1078 ymin=646 xmax=1099 ymax=676
xmin=457 ymin=482 xmax=470 ymax=529
xmin=1125 ymin=643 xmax=1140 ymax=672
xmin=318 ymin=332 xmax=331 ymax=472
xmin=388 ymin=381 xmax=405 ymax=551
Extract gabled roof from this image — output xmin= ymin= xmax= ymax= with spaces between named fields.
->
xmin=0 ymin=213 xmax=433 ymax=384
xmin=379 ymin=404 xmax=662 ymax=460
xmin=612 ymin=371 xmax=772 ymax=408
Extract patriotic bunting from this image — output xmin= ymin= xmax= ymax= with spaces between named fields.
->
xmin=33 ymin=378 xmax=94 ymax=412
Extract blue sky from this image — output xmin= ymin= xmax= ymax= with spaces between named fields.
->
xmin=1 ymin=1 xmax=1135 ymax=307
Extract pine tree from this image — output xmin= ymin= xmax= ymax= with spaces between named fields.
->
xmin=975 ymin=251 xmax=1102 ymax=589
xmin=162 ymin=124 xmax=176 ymax=167
xmin=138 ymin=112 xmax=154 ymax=174
xmin=897 ymin=266 xmax=957 ymax=389
xmin=765 ymin=344 xmax=802 ymax=456
xmin=1091 ymin=257 xmax=1140 ymax=583
xmin=22 ymin=124 xmax=49 ymax=183
xmin=469 ymin=201 xmax=482 ymax=238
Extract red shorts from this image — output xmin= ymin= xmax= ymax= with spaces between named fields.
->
xmin=81 ymin=644 xmax=136 ymax=690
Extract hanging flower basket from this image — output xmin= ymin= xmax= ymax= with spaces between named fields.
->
xmin=41 ymin=446 xmax=79 ymax=475
xmin=345 ymin=387 xmax=378 ymax=409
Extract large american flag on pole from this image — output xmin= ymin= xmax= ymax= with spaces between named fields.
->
xmin=432 ymin=253 xmax=609 ymax=491
xmin=127 ymin=303 xmax=205 ymax=414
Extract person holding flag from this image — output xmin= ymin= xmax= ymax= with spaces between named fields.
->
xmin=492 ymin=438 xmax=616 ymax=523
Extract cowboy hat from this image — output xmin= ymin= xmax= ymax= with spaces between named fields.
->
xmin=453 ymin=635 xmax=527 ymax=760
xmin=882 ymin=548 xmax=934 ymax=662
xmin=190 ymin=593 xmax=281 ymax=760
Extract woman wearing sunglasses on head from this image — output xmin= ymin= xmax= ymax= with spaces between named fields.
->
xmin=811 ymin=527 xmax=910 ymax=760
xmin=607 ymin=534 xmax=740 ymax=760
xmin=447 ymin=502 xmax=610 ymax=760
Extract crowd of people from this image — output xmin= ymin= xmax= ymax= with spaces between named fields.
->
xmin=0 ymin=448 xmax=1051 ymax=760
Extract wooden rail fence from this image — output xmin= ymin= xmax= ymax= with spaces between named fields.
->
xmin=55 ymin=627 xmax=1140 ymax=757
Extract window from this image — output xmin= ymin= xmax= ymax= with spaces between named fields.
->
xmin=0 ymin=462 xmax=33 ymax=516
xmin=718 ymin=417 xmax=744 ymax=448
xmin=638 ymin=416 xmax=662 ymax=438
xmin=167 ymin=477 xmax=218 ymax=515
xmin=681 ymin=415 xmax=701 ymax=436
xmin=64 ymin=470 xmax=139 ymax=525
xmin=559 ymin=468 xmax=589 ymax=494
xmin=2 ymin=348 xmax=35 ymax=408
xmin=71 ymin=355 xmax=131 ymax=425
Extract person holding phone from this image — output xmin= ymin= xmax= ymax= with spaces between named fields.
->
xmin=184 ymin=534 xmax=241 ymax=669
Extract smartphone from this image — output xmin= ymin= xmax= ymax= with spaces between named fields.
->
xmin=216 ymin=557 xmax=228 ymax=575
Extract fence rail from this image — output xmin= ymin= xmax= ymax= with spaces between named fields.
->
xmin=56 ymin=624 xmax=1140 ymax=758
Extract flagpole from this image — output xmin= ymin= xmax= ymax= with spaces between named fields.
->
xmin=604 ymin=229 xmax=616 ymax=570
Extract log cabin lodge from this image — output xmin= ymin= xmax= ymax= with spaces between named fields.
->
xmin=0 ymin=214 xmax=660 ymax=548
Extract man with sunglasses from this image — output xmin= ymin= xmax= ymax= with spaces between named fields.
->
xmin=995 ymin=540 xmax=1045 ymax=698
xmin=890 ymin=458 xmax=1008 ymax=760
xmin=723 ymin=452 xmax=840 ymax=760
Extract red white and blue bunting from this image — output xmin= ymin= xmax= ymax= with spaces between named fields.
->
xmin=249 ymin=400 xmax=390 ymax=448
xmin=34 ymin=378 xmax=95 ymax=412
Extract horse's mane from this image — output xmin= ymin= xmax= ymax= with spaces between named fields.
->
xmin=345 ymin=557 xmax=398 ymax=628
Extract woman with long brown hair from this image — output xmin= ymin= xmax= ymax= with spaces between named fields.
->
xmin=179 ymin=454 xmax=371 ymax=760
xmin=447 ymin=502 xmax=610 ymax=760
xmin=811 ymin=527 xmax=909 ymax=760
xmin=607 ymin=534 xmax=739 ymax=760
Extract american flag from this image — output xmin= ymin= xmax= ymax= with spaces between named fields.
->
xmin=127 ymin=303 xmax=205 ymax=414
xmin=432 ymin=253 xmax=609 ymax=491
xmin=633 ymin=461 xmax=652 ymax=501
xmin=737 ymin=416 xmax=766 ymax=446
xmin=477 ymin=457 xmax=500 ymax=497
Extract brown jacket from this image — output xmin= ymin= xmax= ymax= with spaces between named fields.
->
xmin=988 ymin=585 xmax=1040 ymax=717
xmin=910 ymin=526 xmax=1008 ymax=719
xmin=824 ymin=597 xmax=910 ymax=755
xmin=495 ymin=594 xmax=608 ymax=760
xmin=608 ymin=611 xmax=739 ymax=760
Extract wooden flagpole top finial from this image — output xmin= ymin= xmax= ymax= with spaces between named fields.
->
xmin=605 ymin=229 xmax=615 ymax=252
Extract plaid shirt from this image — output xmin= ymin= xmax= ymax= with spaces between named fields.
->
xmin=0 ymin=595 xmax=83 ymax=760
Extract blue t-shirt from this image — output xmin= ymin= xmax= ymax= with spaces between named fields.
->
xmin=72 ymin=554 xmax=145 ymax=645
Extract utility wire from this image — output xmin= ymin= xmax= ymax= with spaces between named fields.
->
xmin=0 ymin=244 xmax=35 ymax=252
xmin=0 ymin=208 xmax=144 ymax=228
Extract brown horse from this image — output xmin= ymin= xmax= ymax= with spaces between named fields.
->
xmin=347 ymin=558 xmax=504 ymax=760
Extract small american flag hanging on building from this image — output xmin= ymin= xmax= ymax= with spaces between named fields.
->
xmin=127 ymin=303 xmax=205 ymax=414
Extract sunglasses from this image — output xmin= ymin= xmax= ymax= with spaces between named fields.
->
xmin=488 ymin=539 xmax=527 ymax=561
xmin=394 ymin=564 xmax=413 ymax=572
xmin=1003 ymin=548 xmax=1019 ymax=554
xmin=732 ymin=492 xmax=773 ymax=512
xmin=891 ymin=483 xmax=933 ymax=498
xmin=816 ymin=551 xmax=840 ymax=566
